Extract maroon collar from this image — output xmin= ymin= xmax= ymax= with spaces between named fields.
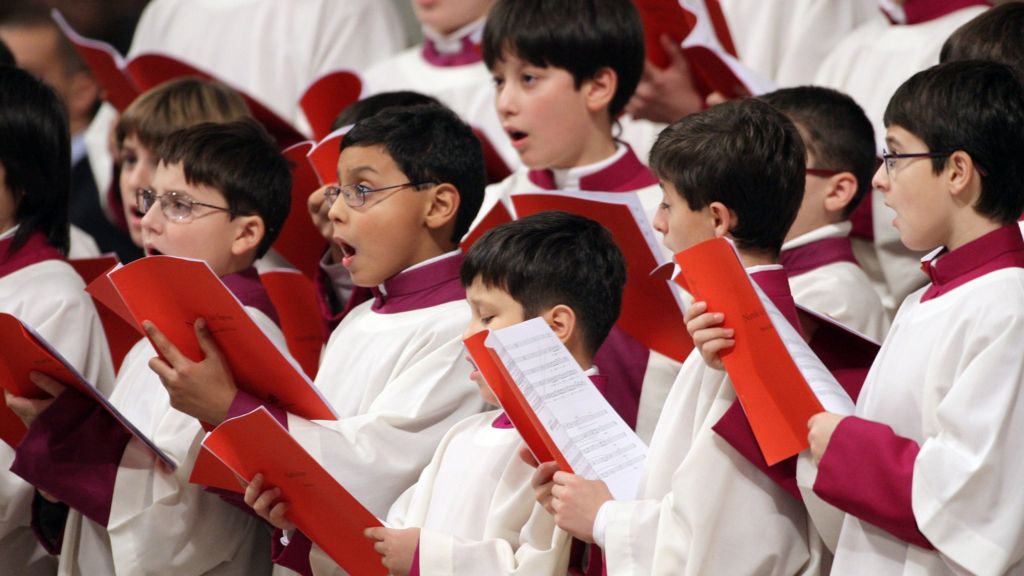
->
xmin=779 ymin=236 xmax=859 ymax=277
xmin=421 ymin=35 xmax=482 ymax=67
xmin=0 ymin=231 xmax=64 ymax=279
xmin=492 ymin=373 xmax=606 ymax=429
xmin=371 ymin=252 xmax=466 ymax=314
xmin=920 ymin=224 xmax=1024 ymax=302
xmin=526 ymin=146 xmax=657 ymax=192
xmin=751 ymin=267 xmax=802 ymax=334
xmin=221 ymin=267 xmax=281 ymax=327
xmin=883 ymin=0 xmax=989 ymax=25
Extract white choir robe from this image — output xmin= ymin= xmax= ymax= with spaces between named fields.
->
xmin=813 ymin=5 xmax=988 ymax=314
xmin=47 ymin=305 xmax=283 ymax=575
xmin=309 ymin=411 xmax=570 ymax=575
xmin=719 ymin=0 xmax=876 ymax=86
xmin=471 ymin=145 xmax=681 ymax=443
xmin=782 ymin=223 xmax=890 ymax=341
xmin=819 ymin=253 xmax=1024 ymax=574
xmin=0 ymin=249 xmax=115 ymax=576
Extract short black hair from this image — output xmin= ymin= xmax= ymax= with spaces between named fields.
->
xmin=761 ymin=86 xmax=876 ymax=217
xmin=650 ymin=98 xmax=806 ymax=256
xmin=0 ymin=38 xmax=13 ymax=67
xmin=341 ymin=104 xmax=485 ymax=243
xmin=154 ymin=119 xmax=292 ymax=258
xmin=461 ymin=211 xmax=626 ymax=355
xmin=0 ymin=66 xmax=70 ymax=255
xmin=331 ymin=91 xmax=442 ymax=132
xmin=941 ymin=2 xmax=1024 ymax=74
xmin=482 ymin=0 xmax=645 ymax=118
xmin=884 ymin=60 xmax=1024 ymax=225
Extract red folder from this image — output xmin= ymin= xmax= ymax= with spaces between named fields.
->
xmin=511 ymin=193 xmax=692 ymax=362
xmin=308 ymin=128 xmax=347 ymax=186
xmin=195 ymin=407 xmax=386 ymax=576
xmin=69 ymin=256 xmax=141 ymax=371
xmin=459 ymin=201 xmax=514 ymax=252
xmin=0 ymin=314 xmax=175 ymax=467
xmin=260 ymin=270 xmax=326 ymax=378
xmin=278 ymin=142 xmax=329 ymax=278
xmin=463 ymin=331 xmax=573 ymax=472
xmin=84 ymin=256 xmax=335 ymax=424
xmin=472 ymin=128 xmax=513 ymax=185
xmin=673 ymin=238 xmax=823 ymax=465
xmin=299 ymin=71 xmax=362 ymax=141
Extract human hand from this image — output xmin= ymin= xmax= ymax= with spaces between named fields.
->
xmin=243 ymin=473 xmax=296 ymax=532
xmin=364 ymin=526 xmax=420 ymax=576
xmin=4 ymin=371 xmax=66 ymax=427
xmin=684 ymin=301 xmax=733 ymax=370
xmin=625 ymin=35 xmax=705 ymax=124
xmin=531 ymin=460 xmax=561 ymax=516
xmin=808 ymin=412 xmax=845 ymax=464
xmin=550 ymin=472 xmax=613 ymax=543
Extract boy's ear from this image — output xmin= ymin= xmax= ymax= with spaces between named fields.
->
xmin=584 ymin=67 xmax=618 ymax=115
xmin=946 ymin=150 xmax=982 ymax=203
xmin=708 ymin=201 xmax=737 ymax=239
xmin=822 ymin=172 xmax=859 ymax=214
xmin=230 ymin=214 xmax=265 ymax=257
xmin=542 ymin=304 xmax=577 ymax=346
xmin=423 ymin=183 xmax=461 ymax=232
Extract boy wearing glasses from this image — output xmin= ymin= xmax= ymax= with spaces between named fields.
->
xmin=762 ymin=86 xmax=889 ymax=341
xmin=8 ymin=119 xmax=292 ymax=574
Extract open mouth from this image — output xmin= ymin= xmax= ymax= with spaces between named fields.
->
xmin=145 ymin=246 xmax=164 ymax=257
xmin=506 ymin=129 xmax=528 ymax=146
xmin=337 ymin=239 xmax=357 ymax=267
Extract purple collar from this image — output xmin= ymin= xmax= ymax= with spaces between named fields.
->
xmin=221 ymin=267 xmax=281 ymax=326
xmin=0 ymin=231 xmax=64 ymax=279
xmin=371 ymin=252 xmax=466 ymax=314
xmin=751 ymin=267 xmax=802 ymax=334
xmin=526 ymin=146 xmax=657 ymax=192
xmin=920 ymin=224 xmax=1024 ymax=302
xmin=421 ymin=35 xmax=482 ymax=67
xmin=883 ymin=0 xmax=989 ymax=25
xmin=492 ymin=373 xmax=606 ymax=429
xmin=779 ymin=236 xmax=859 ymax=277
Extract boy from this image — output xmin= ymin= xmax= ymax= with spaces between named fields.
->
xmin=476 ymin=0 xmax=679 ymax=443
xmin=536 ymin=98 xmax=825 ymax=574
xmin=762 ymin=86 xmax=889 ymax=341
xmin=154 ymin=105 xmax=489 ymax=574
xmin=257 ymin=211 xmax=624 ymax=575
xmin=804 ymin=61 xmax=1024 ymax=575
xmin=8 ymin=118 xmax=292 ymax=575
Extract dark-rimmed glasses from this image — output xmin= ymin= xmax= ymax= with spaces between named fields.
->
xmin=136 ymin=188 xmax=234 ymax=222
xmin=881 ymin=150 xmax=951 ymax=178
xmin=324 ymin=182 xmax=434 ymax=208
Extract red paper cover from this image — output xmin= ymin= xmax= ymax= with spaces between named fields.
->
xmin=69 ymin=256 xmax=140 ymax=371
xmin=472 ymin=128 xmax=513 ymax=185
xmin=673 ymin=238 xmax=823 ymax=464
xmin=512 ymin=194 xmax=691 ymax=362
xmin=633 ymin=0 xmax=696 ymax=68
xmin=460 ymin=202 xmax=514 ymax=252
xmin=277 ymin=142 xmax=328 ymax=278
xmin=196 ymin=407 xmax=386 ymax=576
xmin=299 ymin=71 xmax=362 ymax=141
xmin=308 ymin=130 xmax=346 ymax=186
xmin=52 ymin=10 xmax=140 ymax=111
xmin=260 ymin=270 xmax=326 ymax=379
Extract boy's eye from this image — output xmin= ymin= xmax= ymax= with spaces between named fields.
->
xmin=481 ymin=315 xmax=495 ymax=325
xmin=121 ymin=153 xmax=137 ymax=166
xmin=658 ymin=202 xmax=670 ymax=211
xmin=521 ymin=74 xmax=536 ymax=85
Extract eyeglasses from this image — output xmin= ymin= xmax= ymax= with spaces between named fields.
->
xmin=805 ymin=168 xmax=842 ymax=178
xmin=136 ymin=188 xmax=234 ymax=222
xmin=323 ymin=182 xmax=433 ymax=208
xmin=881 ymin=150 xmax=951 ymax=178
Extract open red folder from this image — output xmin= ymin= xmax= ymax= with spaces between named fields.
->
xmin=84 ymin=256 xmax=336 ymax=424
xmin=633 ymin=0 xmax=771 ymax=98
xmin=195 ymin=407 xmax=386 ymax=576
xmin=52 ymin=10 xmax=360 ymax=147
xmin=511 ymin=192 xmax=692 ymax=362
xmin=278 ymin=142 xmax=330 ymax=278
xmin=68 ymin=255 xmax=141 ymax=371
xmin=0 ymin=314 xmax=174 ymax=467
xmin=260 ymin=270 xmax=326 ymax=379
xmin=307 ymin=127 xmax=347 ymax=186
xmin=673 ymin=238 xmax=825 ymax=465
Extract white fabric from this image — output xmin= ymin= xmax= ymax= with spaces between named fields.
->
xmin=831 ymin=269 xmax=1024 ymax=576
xmin=311 ymin=410 xmax=570 ymax=575
xmin=813 ymin=7 xmax=988 ymax=314
xmin=0 ymin=259 xmax=114 ymax=576
xmin=287 ymin=298 xmax=485 ymax=519
xmin=473 ymin=168 xmax=681 ymax=444
xmin=56 ymin=307 xmax=283 ymax=576
xmin=719 ymin=0 xmax=876 ymax=86
xmin=599 ymin=346 xmax=824 ymax=575
xmin=783 ymin=223 xmax=890 ymax=341
xmin=68 ymin=225 xmax=101 ymax=260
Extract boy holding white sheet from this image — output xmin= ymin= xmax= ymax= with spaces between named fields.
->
xmin=534 ymin=98 xmax=832 ymax=575
xmin=8 ymin=119 xmax=292 ymax=575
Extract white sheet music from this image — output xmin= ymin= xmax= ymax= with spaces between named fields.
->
xmin=486 ymin=318 xmax=647 ymax=500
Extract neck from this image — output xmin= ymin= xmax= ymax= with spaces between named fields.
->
xmin=738 ymin=248 xmax=777 ymax=268
xmin=551 ymin=121 xmax=617 ymax=171
xmin=946 ymin=213 xmax=1003 ymax=252
xmin=0 ymin=220 xmax=14 ymax=237
xmin=785 ymin=214 xmax=841 ymax=243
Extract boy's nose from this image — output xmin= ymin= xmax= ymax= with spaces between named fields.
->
xmin=871 ymin=163 xmax=889 ymax=193
xmin=495 ymin=85 xmax=516 ymax=117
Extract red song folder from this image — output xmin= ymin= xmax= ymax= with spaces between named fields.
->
xmin=260 ymin=270 xmax=327 ymax=379
xmin=68 ymin=255 xmax=141 ymax=371
xmin=278 ymin=142 xmax=329 ymax=278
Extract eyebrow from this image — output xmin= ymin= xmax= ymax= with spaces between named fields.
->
xmin=345 ymin=165 xmax=381 ymax=179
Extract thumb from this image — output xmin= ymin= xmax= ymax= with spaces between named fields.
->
xmin=194 ymin=318 xmax=222 ymax=361
xmin=29 ymin=371 xmax=66 ymax=399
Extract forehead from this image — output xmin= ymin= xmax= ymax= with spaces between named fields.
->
xmin=152 ymin=161 xmax=226 ymax=202
xmin=467 ymin=276 xmax=518 ymax=305
xmin=337 ymin=144 xmax=405 ymax=180
xmin=884 ymin=125 xmax=926 ymax=149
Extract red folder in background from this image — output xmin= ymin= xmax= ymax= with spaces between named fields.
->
xmin=84 ymin=256 xmax=335 ymax=424
xmin=69 ymin=256 xmax=141 ymax=371
xmin=463 ymin=332 xmax=573 ymax=472
xmin=260 ymin=270 xmax=326 ymax=378
xmin=53 ymin=9 xmax=306 ymax=147
xmin=459 ymin=201 xmax=514 ymax=252
xmin=278 ymin=142 xmax=329 ymax=278
xmin=299 ymin=71 xmax=362 ymax=142
xmin=308 ymin=128 xmax=347 ymax=186
xmin=512 ymin=193 xmax=691 ymax=362
xmin=195 ymin=407 xmax=386 ymax=576
xmin=673 ymin=238 xmax=823 ymax=464
xmin=0 ymin=314 xmax=175 ymax=467
xmin=795 ymin=305 xmax=880 ymax=403
xmin=472 ymin=128 xmax=513 ymax=185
